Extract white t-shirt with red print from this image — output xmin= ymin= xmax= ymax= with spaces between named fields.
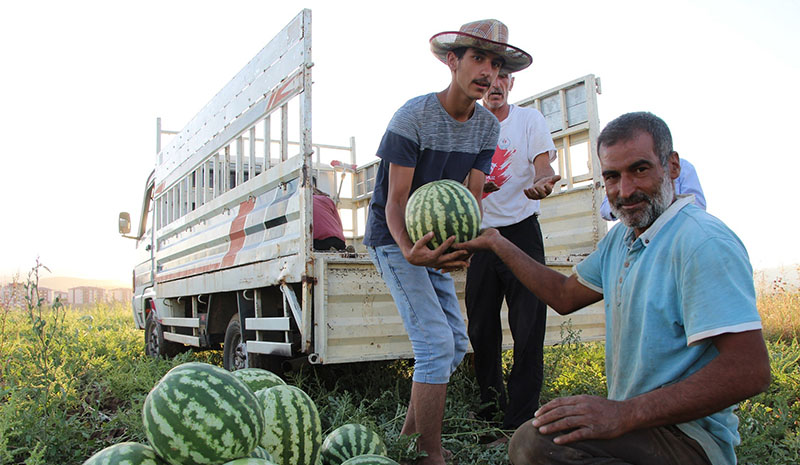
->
xmin=481 ymin=104 xmax=557 ymax=228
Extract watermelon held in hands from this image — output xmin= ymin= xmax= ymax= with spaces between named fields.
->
xmin=256 ymin=384 xmax=323 ymax=465
xmin=320 ymin=424 xmax=388 ymax=465
xmin=82 ymin=442 xmax=168 ymax=465
xmin=405 ymin=179 xmax=481 ymax=251
xmin=142 ymin=362 xmax=264 ymax=465
xmin=341 ymin=455 xmax=400 ymax=465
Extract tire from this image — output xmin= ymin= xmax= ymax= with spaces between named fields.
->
xmin=223 ymin=314 xmax=248 ymax=371
xmin=144 ymin=312 xmax=183 ymax=358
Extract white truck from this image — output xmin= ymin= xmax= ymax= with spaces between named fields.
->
xmin=118 ymin=9 xmax=607 ymax=373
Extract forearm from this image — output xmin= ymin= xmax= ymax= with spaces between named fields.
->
xmin=621 ymin=330 xmax=771 ymax=431
xmin=533 ymin=157 xmax=556 ymax=183
xmin=386 ymin=200 xmax=413 ymax=256
xmin=488 ymin=235 xmax=598 ymax=314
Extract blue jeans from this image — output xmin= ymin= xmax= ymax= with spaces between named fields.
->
xmin=368 ymin=244 xmax=468 ymax=384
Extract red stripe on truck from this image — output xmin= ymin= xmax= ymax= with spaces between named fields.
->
xmin=221 ymin=198 xmax=256 ymax=267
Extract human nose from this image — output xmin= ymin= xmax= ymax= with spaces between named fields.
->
xmin=480 ymin=61 xmax=496 ymax=78
xmin=617 ymin=173 xmax=637 ymax=198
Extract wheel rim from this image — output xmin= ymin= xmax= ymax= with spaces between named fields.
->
xmin=148 ymin=324 xmax=160 ymax=355
xmin=232 ymin=334 xmax=247 ymax=370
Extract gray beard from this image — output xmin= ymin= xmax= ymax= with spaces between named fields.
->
xmin=609 ymin=174 xmax=675 ymax=230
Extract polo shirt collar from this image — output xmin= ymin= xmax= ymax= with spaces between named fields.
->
xmin=623 ymin=195 xmax=695 ymax=248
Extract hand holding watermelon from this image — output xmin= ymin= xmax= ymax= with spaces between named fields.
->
xmin=404 ymin=179 xmax=481 ymax=271
xmin=452 ymin=227 xmax=502 ymax=254
xmin=405 ymin=231 xmax=470 ymax=272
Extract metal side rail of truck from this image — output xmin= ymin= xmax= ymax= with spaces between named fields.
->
xmin=118 ymin=9 xmax=608 ymax=373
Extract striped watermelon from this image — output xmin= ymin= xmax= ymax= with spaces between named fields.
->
xmin=83 ymin=442 xmax=168 ymax=465
xmin=341 ymin=455 xmax=400 ymax=465
xmin=142 ymin=362 xmax=264 ymax=465
xmin=221 ymin=459 xmax=276 ymax=465
xmin=405 ymin=179 xmax=481 ymax=250
xmin=256 ymin=385 xmax=323 ymax=465
xmin=320 ymin=424 xmax=388 ymax=465
xmin=249 ymin=445 xmax=274 ymax=461
xmin=232 ymin=368 xmax=286 ymax=392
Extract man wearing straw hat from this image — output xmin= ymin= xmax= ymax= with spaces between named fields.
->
xmin=363 ymin=19 xmax=532 ymax=464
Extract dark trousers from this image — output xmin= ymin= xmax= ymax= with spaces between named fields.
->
xmin=465 ymin=214 xmax=548 ymax=430
xmin=509 ymin=421 xmax=711 ymax=465
xmin=314 ymin=236 xmax=346 ymax=251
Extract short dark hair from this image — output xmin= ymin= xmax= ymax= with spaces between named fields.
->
xmin=451 ymin=47 xmax=468 ymax=59
xmin=597 ymin=112 xmax=673 ymax=166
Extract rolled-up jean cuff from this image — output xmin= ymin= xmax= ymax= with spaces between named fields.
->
xmin=368 ymin=245 xmax=468 ymax=384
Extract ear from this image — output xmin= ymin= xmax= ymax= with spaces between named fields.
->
xmin=668 ymin=151 xmax=681 ymax=181
xmin=509 ymin=76 xmax=515 ymax=91
xmin=446 ymin=50 xmax=460 ymax=72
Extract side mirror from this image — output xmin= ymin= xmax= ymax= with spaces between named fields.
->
xmin=119 ymin=212 xmax=131 ymax=235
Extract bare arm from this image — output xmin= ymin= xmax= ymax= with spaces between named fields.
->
xmin=465 ymin=168 xmax=486 ymax=213
xmin=385 ymin=163 xmax=469 ymax=268
xmin=524 ymin=151 xmax=561 ymax=200
xmin=454 ymin=228 xmax=602 ymax=314
xmin=533 ymin=329 xmax=771 ymax=444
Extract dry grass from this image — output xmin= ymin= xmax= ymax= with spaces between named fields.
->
xmin=756 ymin=266 xmax=800 ymax=342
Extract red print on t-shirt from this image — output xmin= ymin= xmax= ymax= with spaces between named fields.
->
xmin=483 ymin=146 xmax=514 ymax=198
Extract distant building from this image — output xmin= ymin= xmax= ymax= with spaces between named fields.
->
xmin=0 ymin=283 xmax=26 ymax=309
xmin=53 ymin=290 xmax=69 ymax=305
xmin=107 ymin=287 xmax=132 ymax=304
xmin=69 ymin=286 xmax=106 ymax=306
xmin=35 ymin=287 xmax=52 ymax=305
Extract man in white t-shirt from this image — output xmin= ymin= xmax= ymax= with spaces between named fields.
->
xmin=466 ymin=72 xmax=561 ymax=438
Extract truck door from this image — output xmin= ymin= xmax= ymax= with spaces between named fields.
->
xmin=132 ymin=178 xmax=155 ymax=329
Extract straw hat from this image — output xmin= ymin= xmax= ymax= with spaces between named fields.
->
xmin=430 ymin=19 xmax=532 ymax=73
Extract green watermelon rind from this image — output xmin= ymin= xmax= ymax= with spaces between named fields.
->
xmin=83 ymin=442 xmax=168 ymax=465
xmin=142 ymin=362 xmax=264 ymax=465
xmin=340 ymin=454 xmax=400 ymax=465
xmin=232 ymin=368 xmax=286 ymax=393
xmin=405 ymin=179 xmax=481 ymax=251
xmin=320 ymin=423 xmax=388 ymax=465
xmin=249 ymin=445 xmax=274 ymax=461
xmin=256 ymin=385 xmax=323 ymax=465
xmin=221 ymin=458 xmax=277 ymax=465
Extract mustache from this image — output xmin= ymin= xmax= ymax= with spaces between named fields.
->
xmin=614 ymin=192 xmax=650 ymax=208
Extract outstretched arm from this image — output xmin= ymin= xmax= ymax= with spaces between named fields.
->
xmin=533 ymin=329 xmax=771 ymax=444
xmin=524 ymin=152 xmax=561 ymax=200
xmin=454 ymin=228 xmax=602 ymax=314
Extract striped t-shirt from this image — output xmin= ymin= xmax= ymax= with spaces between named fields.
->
xmin=364 ymin=93 xmax=498 ymax=247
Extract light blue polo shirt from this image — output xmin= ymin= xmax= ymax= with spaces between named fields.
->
xmin=575 ymin=196 xmax=762 ymax=465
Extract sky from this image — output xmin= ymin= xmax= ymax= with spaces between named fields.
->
xmin=1 ymin=0 xmax=799 ymax=286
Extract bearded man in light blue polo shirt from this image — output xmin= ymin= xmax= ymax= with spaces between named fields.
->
xmin=455 ymin=111 xmax=771 ymax=465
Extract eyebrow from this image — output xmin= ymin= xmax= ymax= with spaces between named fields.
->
xmin=601 ymin=158 xmax=655 ymax=177
xmin=471 ymin=48 xmax=504 ymax=64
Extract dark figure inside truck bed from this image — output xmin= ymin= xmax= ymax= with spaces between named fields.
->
xmin=312 ymin=184 xmax=347 ymax=251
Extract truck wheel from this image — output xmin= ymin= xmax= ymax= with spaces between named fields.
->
xmin=223 ymin=314 xmax=248 ymax=371
xmin=144 ymin=312 xmax=182 ymax=358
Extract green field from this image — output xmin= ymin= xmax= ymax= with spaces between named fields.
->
xmin=0 ymin=277 xmax=798 ymax=464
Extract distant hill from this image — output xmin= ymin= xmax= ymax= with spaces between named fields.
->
xmin=0 ymin=275 xmax=130 ymax=292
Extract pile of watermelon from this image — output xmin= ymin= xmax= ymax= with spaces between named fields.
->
xmin=82 ymin=362 xmax=399 ymax=465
